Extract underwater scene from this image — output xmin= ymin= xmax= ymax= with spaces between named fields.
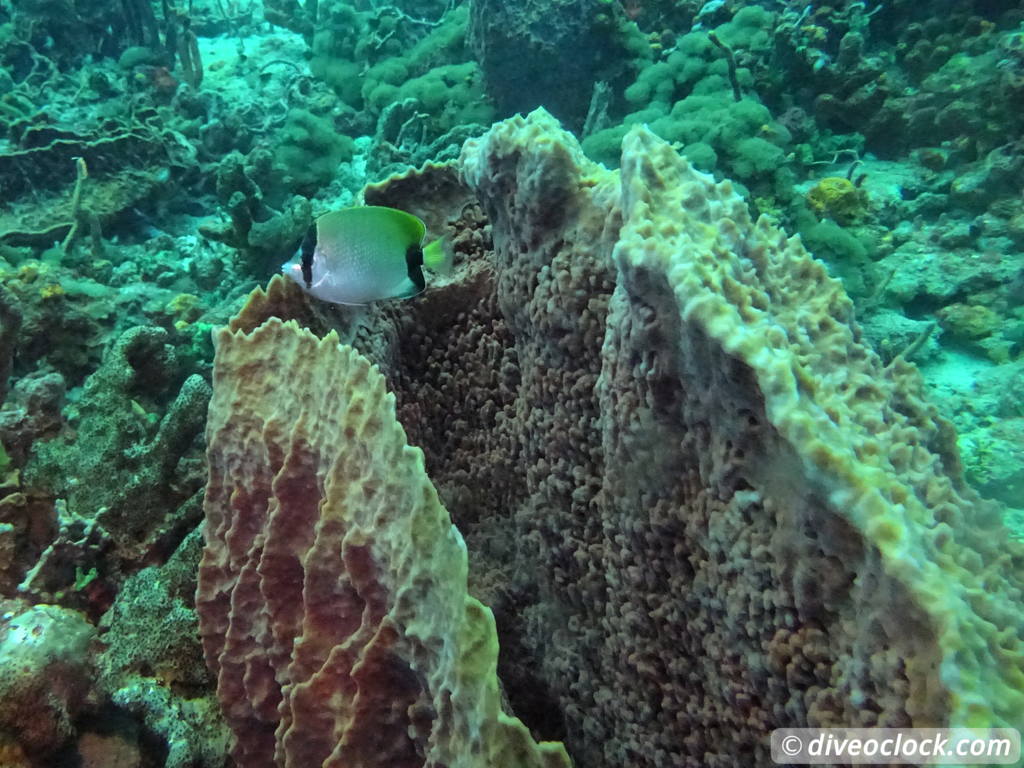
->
xmin=1 ymin=0 xmax=1024 ymax=766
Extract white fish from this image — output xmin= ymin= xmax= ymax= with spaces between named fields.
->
xmin=283 ymin=206 xmax=452 ymax=305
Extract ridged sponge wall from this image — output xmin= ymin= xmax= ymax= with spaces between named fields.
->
xmin=453 ymin=109 xmax=1024 ymax=763
xmin=196 ymin=318 xmax=571 ymax=768
xmin=613 ymin=125 xmax=1024 ymax=729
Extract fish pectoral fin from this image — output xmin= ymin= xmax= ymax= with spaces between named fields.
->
xmin=390 ymin=277 xmax=423 ymax=300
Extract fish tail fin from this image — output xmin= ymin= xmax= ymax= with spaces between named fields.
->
xmin=423 ymin=238 xmax=453 ymax=276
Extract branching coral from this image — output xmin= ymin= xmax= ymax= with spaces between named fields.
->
xmin=198 ymin=148 xmax=312 ymax=275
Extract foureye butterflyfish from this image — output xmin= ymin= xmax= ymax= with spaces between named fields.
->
xmin=282 ymin=206 xmax=452 ymax=305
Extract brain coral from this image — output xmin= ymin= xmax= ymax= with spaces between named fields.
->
xmin=210 ymin=109 xmax=1024 ymax=767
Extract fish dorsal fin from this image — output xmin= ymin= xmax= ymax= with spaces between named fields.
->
xmin=317 ymin=206 xmax=425 ymax=247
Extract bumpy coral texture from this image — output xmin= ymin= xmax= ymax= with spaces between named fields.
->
xmin=220 ymin=109 xmax=1024 ymax=768
xmin=450 ymin=110 xmax=1024 ymax=765
xmin=0 ymin=601 xmax=96 ymax=760
xmin=196 ymin=318 xmax=571 ymax=768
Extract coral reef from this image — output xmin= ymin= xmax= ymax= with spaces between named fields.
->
xmin=456 ymin=109 xmax=1023 ymax=760
xmin=198 ymin=147 xmax=313 ymax=276
xmin=310 ymin=1 xmax=492 ymax=148
xmin=0 ymin=0 xmax=1021 ymax=763
xmin=23 ymin=326 xmax=210 ymax=592
xmin=213 ymin=109 xmax=1024 ymax=766
xmin=0 ymin=114 xmax=189 ymax=249
xmin=581 ymin=9 xmax=794 ymax=204
xmin=97 ymin=528 xmax=229 ymax=768
xmin=0 ymin=287 xmax=20 ymax=406
xmin=805 ymin=175 xmax=867 ymax=224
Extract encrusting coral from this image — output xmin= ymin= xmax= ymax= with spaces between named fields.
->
xmin=0 ymin=600 xmax=96 ymax=763
xmin=207 ymin=108 xmax=1024 ymax=767
xmin=196 ymin=318 xmax=572 ymax=768
xmin=24 ymin=325 xmax=211 ymax=589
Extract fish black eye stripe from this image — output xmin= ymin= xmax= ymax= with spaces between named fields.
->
xmin=300 ymin=224 xmax=317 ymax=289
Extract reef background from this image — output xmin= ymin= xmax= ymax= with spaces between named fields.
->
xmin=0 ymin=0 xmax=1023 ymax=766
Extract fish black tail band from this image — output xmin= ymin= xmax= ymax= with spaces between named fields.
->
xmin=406 ymin=244 xmax=425 ymax=292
